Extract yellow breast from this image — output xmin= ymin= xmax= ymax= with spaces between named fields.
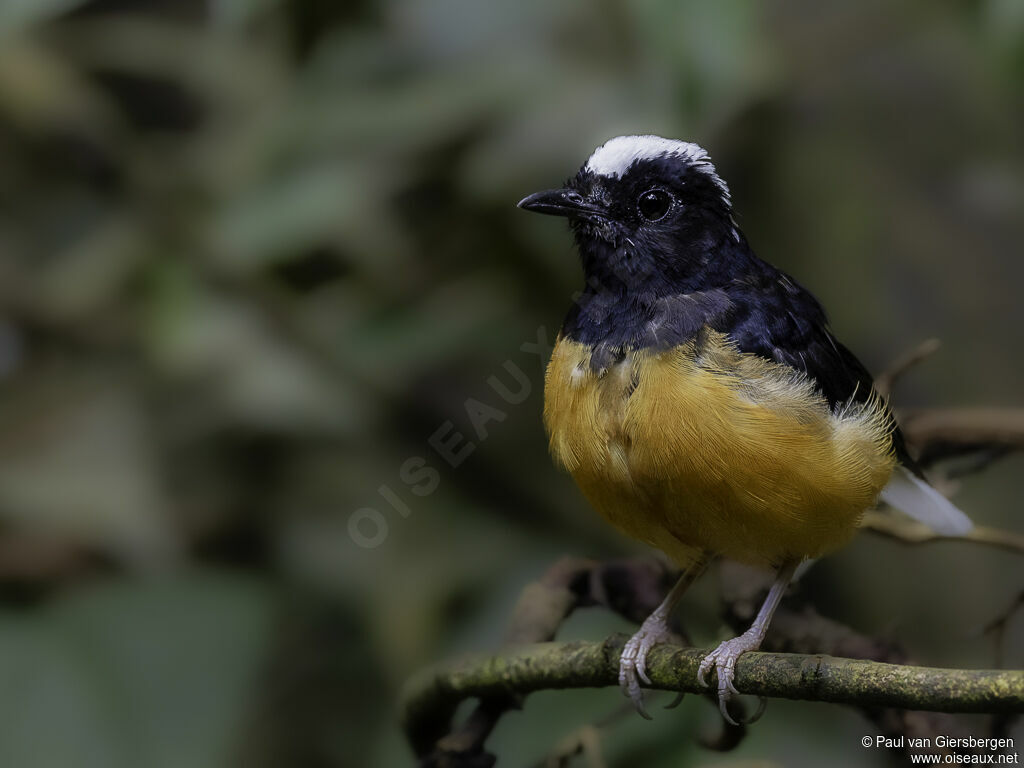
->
xmin=543 ymin=332 xmax=896 ymax=567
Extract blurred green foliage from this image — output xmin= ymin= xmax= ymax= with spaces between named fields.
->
xmin=0 ymin=0 xmax=1021 ymax=766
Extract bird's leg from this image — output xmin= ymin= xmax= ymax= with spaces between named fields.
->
xmin=619 ymin=554 xmax=709 ymax=718
xmin=697 ymin=559 xmax=800 ymax=724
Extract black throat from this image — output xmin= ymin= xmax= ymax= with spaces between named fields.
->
xmin=562 ymin=215 xmax=749 ymax=364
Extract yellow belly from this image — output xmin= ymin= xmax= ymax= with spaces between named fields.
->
xmin=543 ymin=333 xmax=896 ymax=567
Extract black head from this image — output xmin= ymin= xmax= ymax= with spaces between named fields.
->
xmin=519 ymin=135 xmax=738 ymax=295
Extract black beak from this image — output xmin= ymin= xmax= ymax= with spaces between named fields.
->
xmin=517 ymin=188 xmax=606 ymax=221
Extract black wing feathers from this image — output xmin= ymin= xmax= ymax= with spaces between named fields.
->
xmin=711 ymin=262 xmax=920 ymax=473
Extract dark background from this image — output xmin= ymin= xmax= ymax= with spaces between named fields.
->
xmin=0 ymin=1 xmax=1021 ymax=766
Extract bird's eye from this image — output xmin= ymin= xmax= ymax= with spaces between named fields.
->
xmin=637 ymin=189 xmax=672 ymax=222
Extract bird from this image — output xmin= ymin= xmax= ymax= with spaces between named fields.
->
xmin=517 ymin=135 xmax=972 ymax=723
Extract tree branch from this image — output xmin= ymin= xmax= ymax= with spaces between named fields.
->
xmin=861 ymin=511 xmax=1024 ymax=555
xmin=400 ymin=636 xmax=1024 ymax=758
xmin=874 ymin=337 xmax=942 ymax=398
xmin=900 ymin=407 xmax=1024 ymax=468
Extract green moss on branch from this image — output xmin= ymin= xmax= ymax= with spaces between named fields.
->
xmin=400 ymin=635 xmax=1024 ymax=757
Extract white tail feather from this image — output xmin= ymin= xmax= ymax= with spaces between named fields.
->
xmin=879 ymin=466 xmax=973 ymax=535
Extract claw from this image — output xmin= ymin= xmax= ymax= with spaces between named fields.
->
xmin=696 ymin=656 xmax=711 ymax=688
xmin=619 ymin=659 xmax=653 ymax=718
xmin=633 ymin=689 xmax=653 ymax=720
xmin=635 ymin=654 xmax=651 ymax=685
xmin=747 ymin=696 xmax=768 ymax=724
xmin=719 ymin=696 xmax=739 ymax=726
xmin=664 ymin=691 xmax=686 ymax=709
xmin=726 ymin=671 xmax=740 ymax=697
xmin=698 ymin=630 xmax=762 ymax=724
xmin=618 ymin=613 xmax=674 ymax=718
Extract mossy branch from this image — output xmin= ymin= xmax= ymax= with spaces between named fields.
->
xmin=401 ymin=635 xmax=1024 ymax=757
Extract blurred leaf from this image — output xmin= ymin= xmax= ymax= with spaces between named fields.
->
xmin=211 ymin=162 xmax=406 ymax=272
xmin=0 ymin=571 xmax=273 ymax=768
xmin=144 ymin=261 xmax=365 ymax=433
xmin=0 ymin=0 xmax=88 ymax=36
xmin=344 ymin=275 xmax=513 ymax=388
xmin=37 ymin=215 xmax=146 ymax=321
xmin=209 ymin=0 xmax=285 ymax=30
xmin=0 ymin=39 xmax=117 ymax=133
xmin=0 ymin=374 xmax=178 ymax=567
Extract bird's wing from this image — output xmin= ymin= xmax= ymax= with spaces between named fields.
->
xmin=714 ymin=272 xmax=873 ymax=409
xmin=711 ymin=267 xmax=919 ymax=462
xmin=710 ymin=268 xmax=972 ymax=534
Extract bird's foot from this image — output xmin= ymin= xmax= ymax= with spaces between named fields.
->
xmin=697 ymin=629 xmax=763 ymax=725
xmin=618 ymin=613 xmax=675 ymax=719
